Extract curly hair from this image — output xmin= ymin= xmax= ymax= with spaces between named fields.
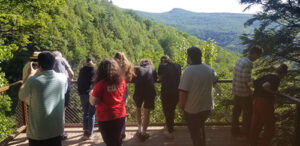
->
xmin=94 ymin=58 xmax=123 ymax=85
xmin=114 ymin=52 xmax=135 ymax=81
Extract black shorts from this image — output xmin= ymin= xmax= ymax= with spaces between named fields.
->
xmin=64 ymin=80 xmax=71 ymax=107
xmin=133 ymin=96 xmax=155 ymax=110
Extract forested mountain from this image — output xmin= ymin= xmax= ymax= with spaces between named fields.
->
xmin=137 ymin=8 xmax=258 ymax=53
xmin=1 ymin=0 xmax=238 ymax=82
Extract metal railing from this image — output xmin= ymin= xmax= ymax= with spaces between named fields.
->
xmin=0 ymin=79 xmax=299 ymax=145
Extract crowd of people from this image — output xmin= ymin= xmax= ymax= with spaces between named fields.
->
xmin=18 ymin=46 xmax=288 ymax=146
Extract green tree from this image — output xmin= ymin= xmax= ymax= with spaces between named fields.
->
xmin=240 ymin=0 xmax=300 ymax=145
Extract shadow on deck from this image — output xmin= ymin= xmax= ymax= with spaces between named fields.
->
xmin=8 ymin=126 xmax=249 ymax=146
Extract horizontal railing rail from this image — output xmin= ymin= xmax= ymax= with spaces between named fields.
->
xmin=0 ymin=80 xmax=22 ymax=93
xmin=1 ymin=78 xmax=299 ymax=145
xmin=277 ymin=93 xmax=300 ymax=105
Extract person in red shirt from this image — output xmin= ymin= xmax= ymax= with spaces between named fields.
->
xmin=89 ymin=58 xmax=126 ymax=146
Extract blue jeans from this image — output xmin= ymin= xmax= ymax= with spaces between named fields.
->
xmin=80 ymin=94 xmax=96 ymax=136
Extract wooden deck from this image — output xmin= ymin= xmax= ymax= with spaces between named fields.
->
xmin=8 ymin=126 xmax=249 ymax=146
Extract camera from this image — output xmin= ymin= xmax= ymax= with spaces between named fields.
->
xmin=30 ymin=52 xmax=41 ymax=69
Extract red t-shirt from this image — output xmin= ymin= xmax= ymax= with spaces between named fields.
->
xmin=92 ymin=79 xmax=126 ymax=122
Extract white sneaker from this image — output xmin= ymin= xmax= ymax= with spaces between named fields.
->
xmin=163 ymin=130 xmax=174 ymax=139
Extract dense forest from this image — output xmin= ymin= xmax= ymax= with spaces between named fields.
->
xmin=137 ymin=8 xmax=258 ymax=53
xmin=0 ymin=0 xmax=239 ymax=141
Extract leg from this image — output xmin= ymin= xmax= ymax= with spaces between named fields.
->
xmin=28 ymin=138 xmax=41 ymax=146
xmin=136 ymin=107 xmax=142 ymax=127
xmin=99 ymin=121 xmax=114 ymax=146
xmin=29 ymin=136 xmax=62 ymax=146
xmin=47 ymin=136 xmax=62 ymax=146
xmin=161 ymin=97 xmax=169 ymax=128
xmin=199 ymin=111 xmax=210 ymax=146
xmin=242 ymin=97 xmax=253 ymax=135
xmin=162 ymin=95 xmax=178 ymax=133
xmin=99 ymin=118 xmax=125 ymax=146
xmin=113 ymin=117 xmax=125 ymax=146
xmin=143 ymin=108 xmax=150 ymax=132
xmin=62 ymin=81 xmax=71 ymax=140
xmin=232 ymin=96 xmax=242 ymax=134
xmin=260 ymin=99 xmax=275 ymax=146
xmin=185 ymin=111 xmax=209 ymax=146
xmin=249 ymin=98 xmax=263 ymax=146
xmin=80 ymin=94 xmax=89 ymax=133
xmin=87 ymin=102 xmax=96 ymax=136
xmin=121 ymin=94 xmax=128 ymax=138
xmin=168 ymin=96 xmax=178 ymax=132
xmin=142 ymin=96 xmax=155 ymax=133
xmin=134 ymin=96 xmax=143 ymax=132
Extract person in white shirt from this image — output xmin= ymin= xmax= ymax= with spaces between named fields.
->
xmin=178 ymin=47 xmax=217 ymax=146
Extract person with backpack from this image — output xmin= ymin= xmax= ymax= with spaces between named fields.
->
xmin=133 ymin=59 xmax=157 ymax=141
xmin=158 ymin=55 xmax=181 ymax=138
xmin=249 ymin=64 xmax=288 ymax=146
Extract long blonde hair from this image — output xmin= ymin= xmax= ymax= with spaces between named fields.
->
xmin=114 ymin=52 xmax=135 ymax=81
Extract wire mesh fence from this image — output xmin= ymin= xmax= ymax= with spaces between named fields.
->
xmin=65 ymin=81 xmax=235 ymax=126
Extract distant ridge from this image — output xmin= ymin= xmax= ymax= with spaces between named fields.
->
xmin=137 ymin=8 xmax=257 ymax=53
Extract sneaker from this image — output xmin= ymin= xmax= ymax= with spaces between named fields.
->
xmin=61 ymin=133 xmax=68 ymax=140
xmin=82 ymin=135 xmax=93 ymax=141
xmin=134 ymin=131 xmax=142 ymax=137
xmin=121 ymin=133 xmax=126 ymax=140
xmin=140 ymin=132 xmax=150 ymax=141
xmin=163 ymin=130 xmax=174 ymax=139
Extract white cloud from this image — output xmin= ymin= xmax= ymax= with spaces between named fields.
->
xmin=112 ymin=0 xmax=262 ymax=14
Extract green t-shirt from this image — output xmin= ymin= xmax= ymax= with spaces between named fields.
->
xmin=19 ymin=70 xmax=67 ymax=140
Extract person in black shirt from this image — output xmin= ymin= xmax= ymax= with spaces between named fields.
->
xmin=157 ymin=56 xmax=181 ymax=138
xmin=77 ymin=58 xmax=96 ymax=140
xmin=133 ymin=59 xmax=157 ymax=141
xmin=249 ymin=64 xmax=288 ymax=146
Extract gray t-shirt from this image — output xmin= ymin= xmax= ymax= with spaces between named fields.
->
xmin=178 ymin=64 xmax=217 ymax=114
xmin=53 ymin=57 xmax=71 ymax=78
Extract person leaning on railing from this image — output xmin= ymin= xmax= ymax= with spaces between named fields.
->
xmin=249 ymin=64 xmax=288 ymax=146
xmin=231 ymin=45 xmax=264 ymax=136
xmin=114 ymin=52 xmax=135 ymax=140
xmin=132 ymin=59 xmax=157 ymax=141
xmin=52 ymin=51 xmax=74 ymax=140
xmin=19 ymin=51 xmax=68 ymax=146
xmin=77 ymin=57 xmax=96 ymax=140
xmin=157 ymin=55 xmax=181 ymax=139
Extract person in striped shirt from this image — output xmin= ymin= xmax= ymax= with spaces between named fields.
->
xmin=19 ymin=51 xmax=68 ymax=146
xmin=231 ymin=45 xmax=264 ymax=136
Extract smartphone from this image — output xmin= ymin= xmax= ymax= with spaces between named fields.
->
xmin=32 ymin=62 xmax=38 ymax=70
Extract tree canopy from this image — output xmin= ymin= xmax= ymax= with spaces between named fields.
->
xmin=240 ymin=0 xmax=299 ymax=145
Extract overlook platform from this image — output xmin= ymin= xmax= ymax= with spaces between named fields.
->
xmin=8 ymin=126 xmax=249 ymax=146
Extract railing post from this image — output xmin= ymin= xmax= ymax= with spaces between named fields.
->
xmin=296 ymin=104 xmax=300 ymax=146
xmin=22 ymin=101 xmax=28 ymax=125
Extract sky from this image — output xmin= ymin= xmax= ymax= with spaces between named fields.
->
xmin=112 ymin=0 xmax=262 ymax=14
